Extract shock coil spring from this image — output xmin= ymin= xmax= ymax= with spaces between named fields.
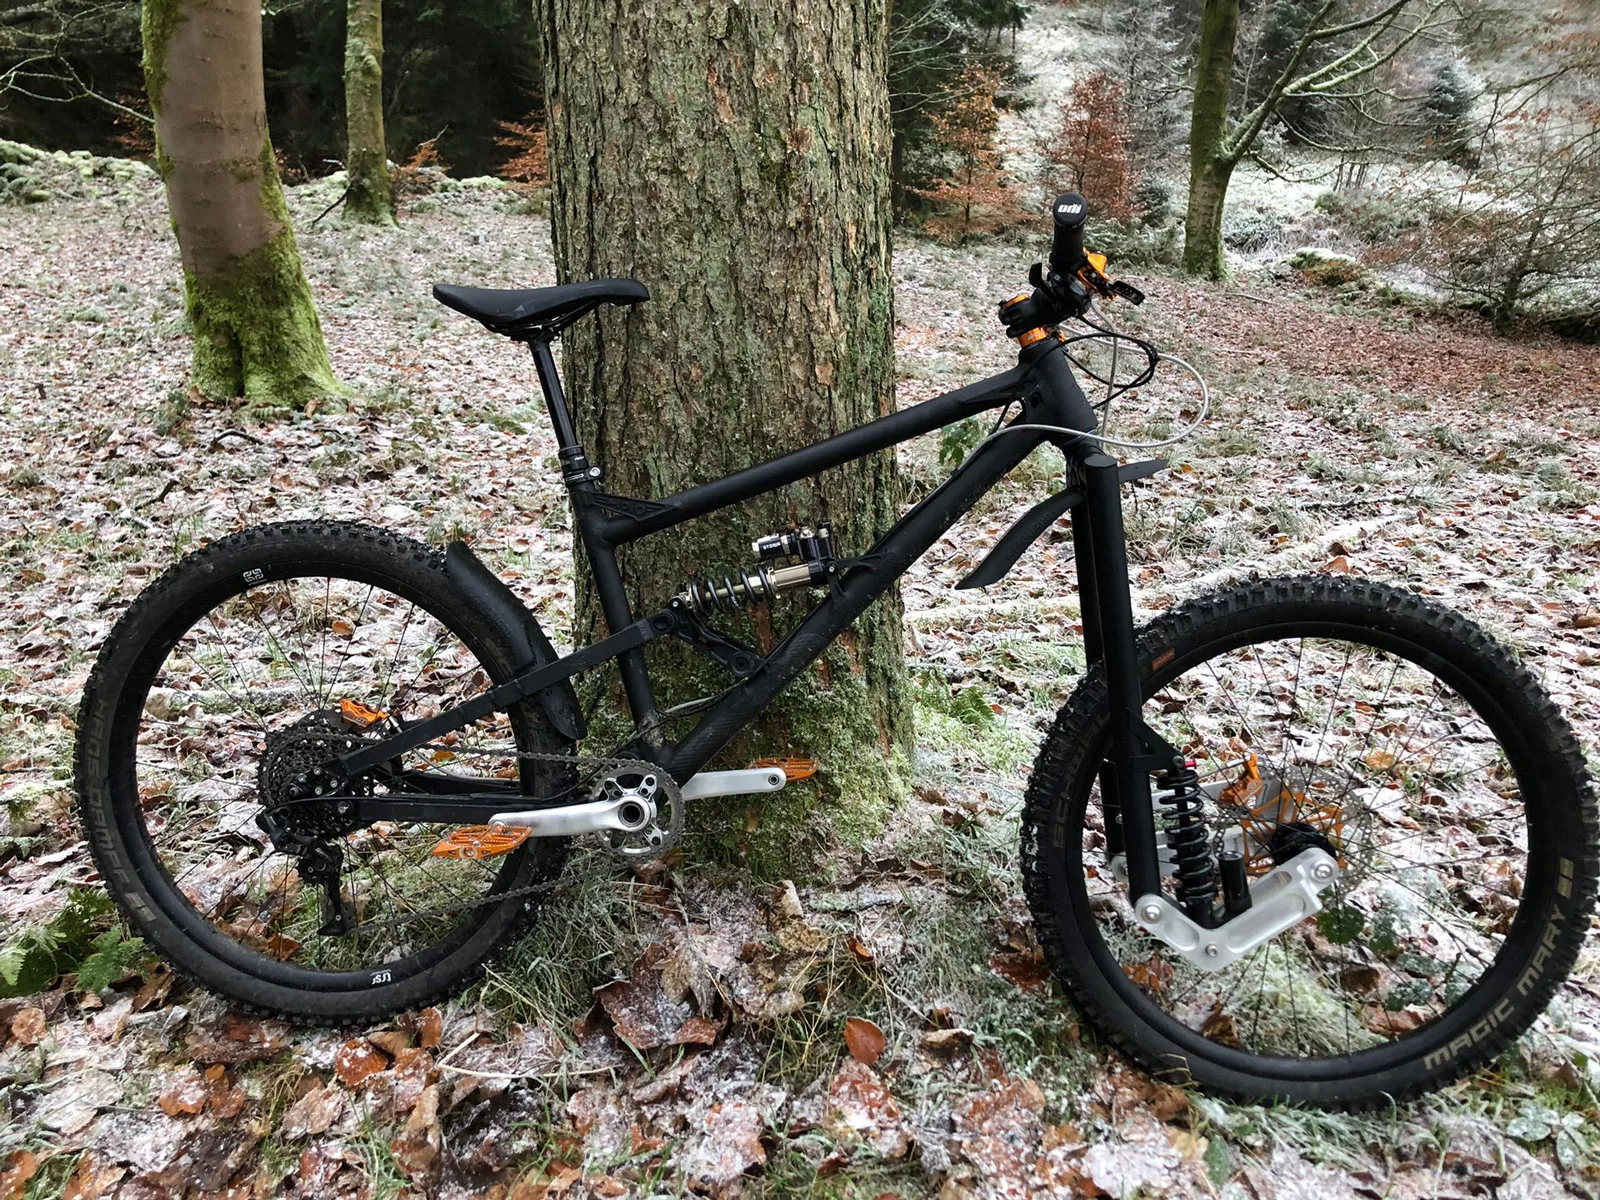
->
xmin=1159 ymin=761 xmax=1217 ymax=923
xmin=680 ymin=566 xmax=784 ymax=615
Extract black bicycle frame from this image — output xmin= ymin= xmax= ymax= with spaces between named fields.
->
xmin=336 ymin=330 xmax=1180 ymax=903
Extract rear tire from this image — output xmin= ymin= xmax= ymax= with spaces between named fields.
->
xmin=1022 ymin=574 xmax=1597 ymax=1106
xmin=75 ymin=521 xmax=571 ymax=1023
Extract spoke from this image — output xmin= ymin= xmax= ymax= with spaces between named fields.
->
xmin=1309 ymin=645 xmax=1354 ymax=771
xmin=374 ymin=601 xmax=420 ymax=713
xmin=1203 ymin=657 xmax=1264 ymax=750
xmin=317 ymin=575 xmax=333 ymax=706
xmin=245 ymin=585 xmax=323 ymax=712
xmin=323 ymin=584 xmax=377 ymax=709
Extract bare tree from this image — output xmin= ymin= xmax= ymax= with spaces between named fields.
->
xmin=0 ymin=1 xmax=147 ymax=132
xmin=1184 ymin=0 xmax=1447 ymax=279
xmin=342 ymin=0 xmax=391 ymax=223
xmin=1411 ymin=99 xmax=1600 ymax=328
xmin=143 ymin=0 xmax=338 ymax=407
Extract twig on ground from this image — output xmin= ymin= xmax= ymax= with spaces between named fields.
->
xmin=208 ymin=429 xmax=268 ymax=450
xmin=136 ymin=478 xmax=178 ymax=509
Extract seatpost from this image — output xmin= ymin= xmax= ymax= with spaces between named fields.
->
xmin=528 ymin=339 xmax=597 ymax=486
xmin=525 ymin=337 xmax=665 ymax=750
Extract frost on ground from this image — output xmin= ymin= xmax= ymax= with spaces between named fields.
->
xmin=1 ymin=152 xmax=1599 ymax=1199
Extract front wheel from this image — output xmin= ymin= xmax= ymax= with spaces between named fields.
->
xmin=1022 ymin=574 xmax=1597 ymax=1107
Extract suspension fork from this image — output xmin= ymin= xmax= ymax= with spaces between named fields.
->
xmin=1074 ymin=451 xmax=1179 ymax=902
xmin=1070 ymin=489 xmax=1125 ymax=860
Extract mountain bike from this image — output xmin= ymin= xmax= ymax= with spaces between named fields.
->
xmin=75 ymin=194 xmax=1597 ymax=1107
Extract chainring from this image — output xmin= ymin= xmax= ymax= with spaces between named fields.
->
xmin=595 ymin=760 xmax=685 ymax=861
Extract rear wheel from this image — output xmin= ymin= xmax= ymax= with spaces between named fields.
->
xmin=1022 ymin=575 xmax=1597 ymax=1106
xmin=75 ymin=521 xmax=573 ymax=1022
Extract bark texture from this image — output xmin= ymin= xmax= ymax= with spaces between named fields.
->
xmin=343 ymin=0 xmax=392 ymax=224
xmin=1183 ymin=0 xmax=1240 ymax=280
xmin=537 ymin=0 xmax=910 ymax=875
xmin=142 ymin=0 xmax=338 ymax=406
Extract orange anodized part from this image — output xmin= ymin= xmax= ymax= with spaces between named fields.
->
xmin=431 ymin=824 xmax=532 ymax=860
xmin=338 ymin=698 xmax=389 ymax=728
xmin=751 ymin=757 xmax=820 ymax=781
xmin=1218 ymin=750 xmax=1349 ymax=875
xmin=1017 ymin=327 xmax=1050 ymax=348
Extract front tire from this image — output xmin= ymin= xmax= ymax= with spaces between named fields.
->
xmin=1022 ymin=574 xmax=1597 ymax=1106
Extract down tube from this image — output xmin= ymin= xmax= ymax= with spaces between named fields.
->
xmin=666 ymin=430 xmax=1047 ymax=780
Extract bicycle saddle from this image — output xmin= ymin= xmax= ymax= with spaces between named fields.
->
xmin=432 ymin=278 xmax=649 ymax=336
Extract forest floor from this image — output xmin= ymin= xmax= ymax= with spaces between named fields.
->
xmin=2 ymin=147 xmax=1600 ymax=1200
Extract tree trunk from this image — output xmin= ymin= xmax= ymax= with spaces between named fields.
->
xmin=343 ymin=0 xmax=392 ymax=224
xmin=1183 ymin=157 xmax=1236 ymax=281
xmin=1183 ymin=0 xmax=1241 ymax=280
xmin=142 ymin=0 xmax=338 ymax=407
xmin=538 ymin=0 xmax=910 ymax=876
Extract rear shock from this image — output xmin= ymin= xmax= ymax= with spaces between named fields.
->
xmin=1158 ymin=761 xmax=1217 ymax=924
xmin=677 ymin=525 xmax=836 ymax=615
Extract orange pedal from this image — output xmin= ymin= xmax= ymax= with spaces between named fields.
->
xmin=339 ymin=698 xmax=390 ymax=728
xmin=431 ymin=825 xmax=532 ymax=860
xmin=750 ymin=757 xmax=820 ymax=782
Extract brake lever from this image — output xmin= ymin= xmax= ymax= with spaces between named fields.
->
xmin=1076 ymin=253 xmax=1146 ymax=307
xmin=1110 ymin=279 xmax=1145 ymax=305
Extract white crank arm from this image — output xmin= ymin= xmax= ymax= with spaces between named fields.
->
xmin=679 ymin=767 xmax=788 ymax=801
xmin=487 ymin=767 xmax=785 ymax=834
xmin=488 ymin=794 xmax=653 ymax=835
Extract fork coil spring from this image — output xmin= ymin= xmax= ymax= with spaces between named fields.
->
xmin=1160 ymin=762 xmax=1217 ymax=923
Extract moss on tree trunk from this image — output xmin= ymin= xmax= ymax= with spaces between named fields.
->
xmin=142 ymin=0 xmax=338 ymax=408
xmin=538 ymin=0 xmax=910 ymax=879
xmin=1183 ymin=158 xmax=1235 ymax=281
xmin=343 ymin=0 xmax=392 ymax=224
xmin=1182 ymin=0 xmax=1241 ymax=281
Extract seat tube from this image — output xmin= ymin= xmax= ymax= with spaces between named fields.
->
xmin=528 ymin=340 xmax=664 ymax=746
xmin=1081 ymin=453 xmax=1163 ymax=898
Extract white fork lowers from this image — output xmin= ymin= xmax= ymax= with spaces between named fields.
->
xmin=1131 ymin=848 xmax=1342 ymax=973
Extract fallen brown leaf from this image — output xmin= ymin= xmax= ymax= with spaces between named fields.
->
xmin=157 ymin=1072 xmax=208 ymax=1117
xmin=281 ymin=1082 xmax=345 ymax=1141
xmin=0 ymin=1151 xmax=38 ymax=1200
xmin=989 ymin=950 xmax=1051 ymax=993
xmin=921 ymin=1026 xmax=974 ymax=1055
xmin=10 ymin=1008 xmax=45 ymax=1046
xmin=61 ymin=1152 xmax=125 ymax=1200
xmin=1199 ymin=1004 xmax=1241 ymax=1047
xmin=826 ymin=1059 xmax=910 ymax=1159
xmin=368 ymin=1029 xmax=410 ymax=1057
xmin=417 ymin=1007 xmax=443 ymax=1049
xmin=844 ymin=1016 xmax=887 ymax=1065
xmin=333 ymin=1037 xmax=389 ymax=1087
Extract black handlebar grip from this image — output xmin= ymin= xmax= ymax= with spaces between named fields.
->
xmin=1049 ymin=192 xmax=1089 ymax=278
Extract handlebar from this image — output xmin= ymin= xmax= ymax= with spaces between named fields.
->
xmin=1049 ymin=192 xmax=1089 ymax=279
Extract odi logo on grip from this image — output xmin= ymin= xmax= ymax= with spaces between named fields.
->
xmin=1422 ymin=857 xmax=1575 ymax=1071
